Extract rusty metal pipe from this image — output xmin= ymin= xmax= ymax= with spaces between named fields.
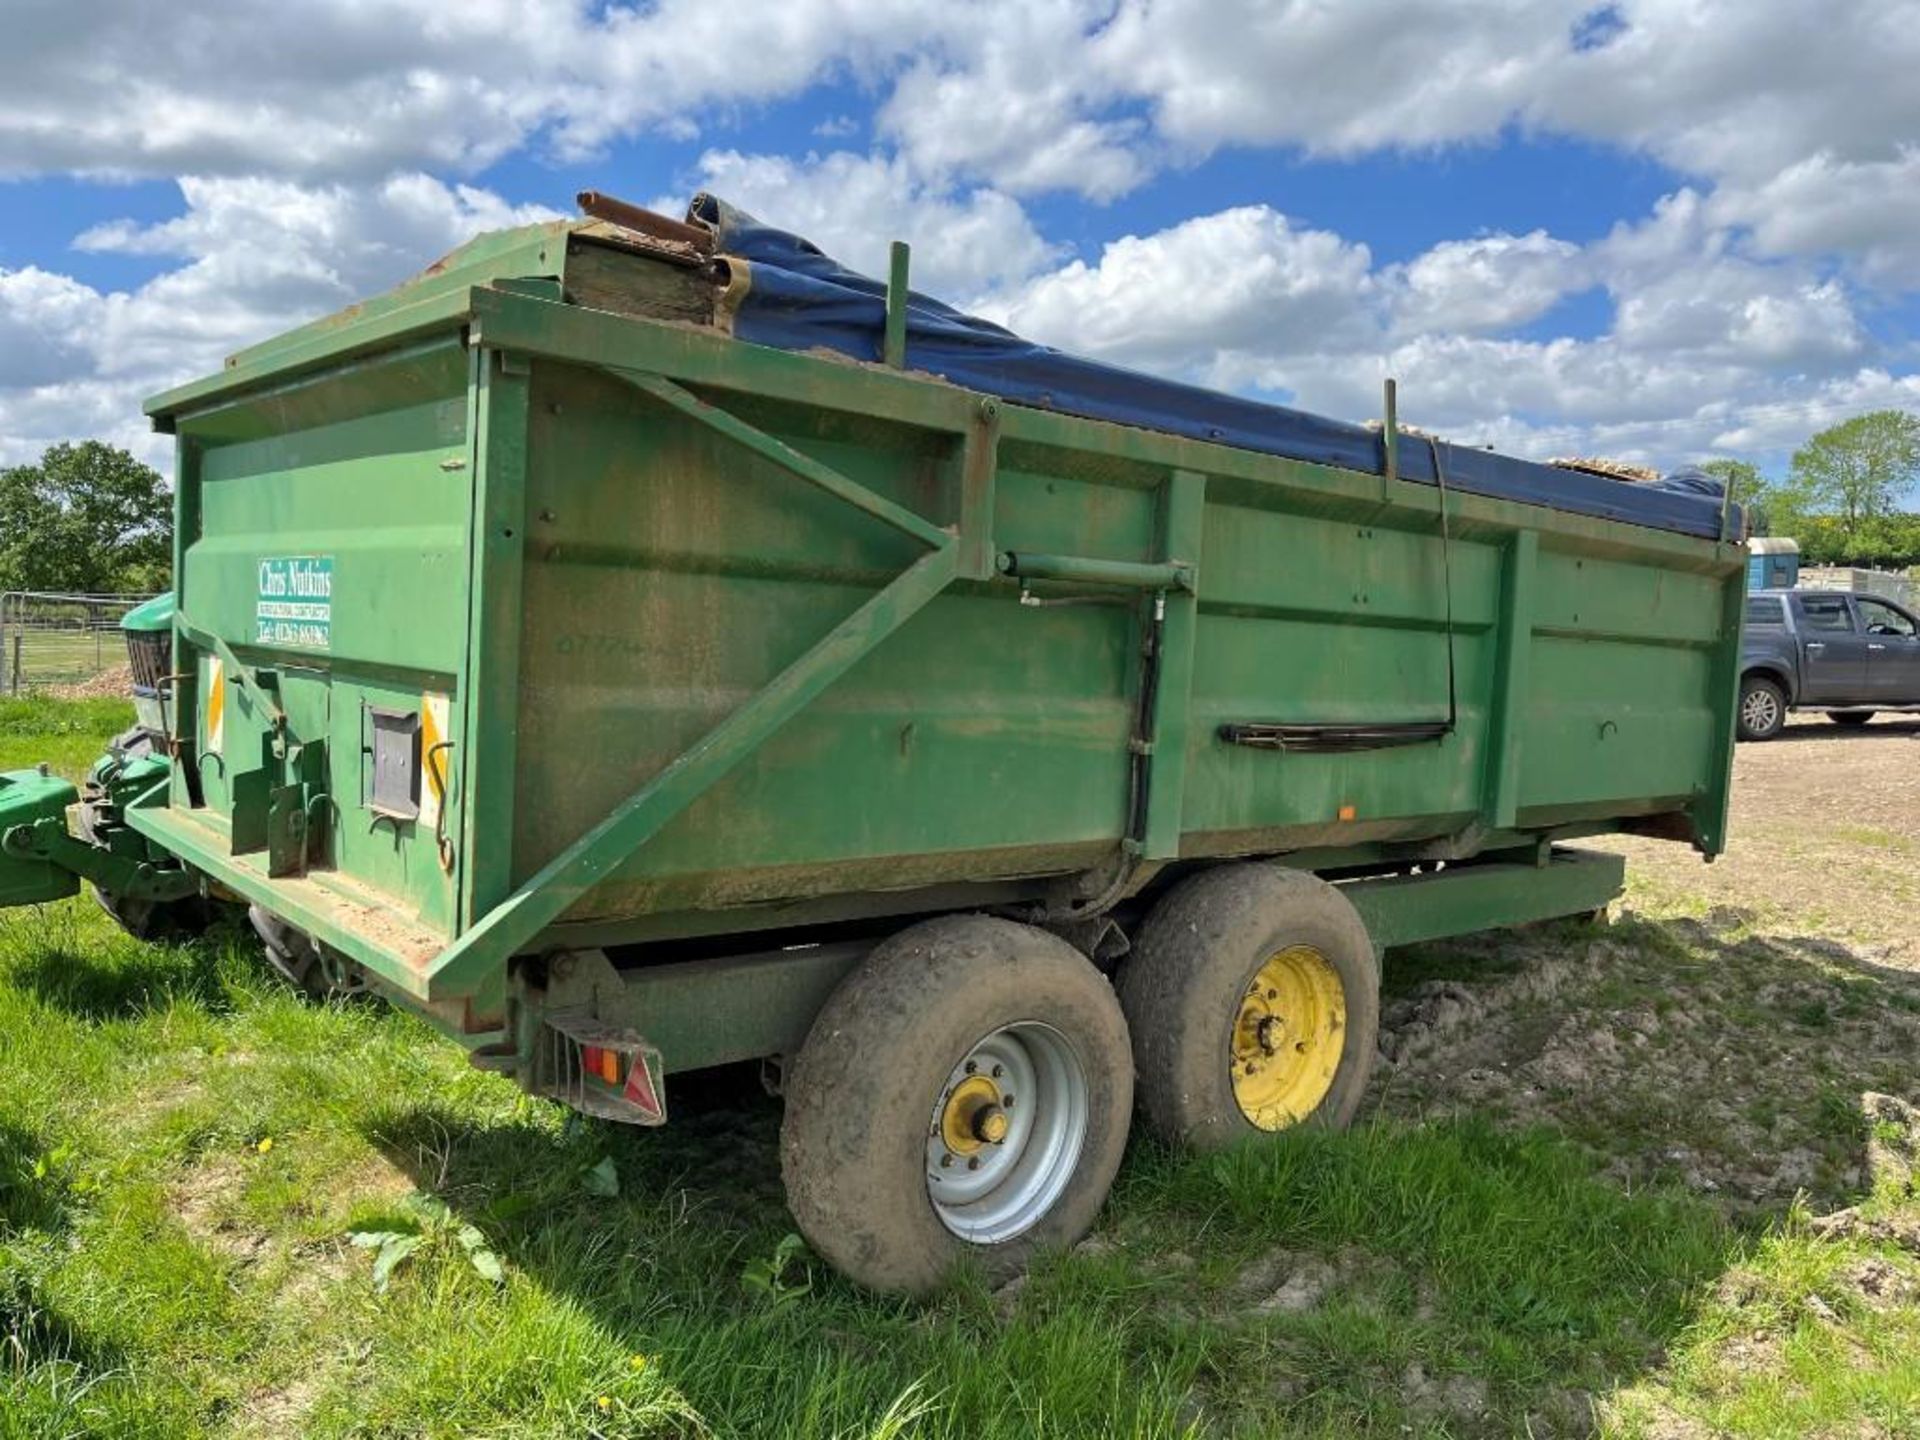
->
xmin=576 ymin=191 xmax=713 ymax=252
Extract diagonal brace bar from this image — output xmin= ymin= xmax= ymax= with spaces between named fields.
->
xmin=425 ymin=541 xmax=960 ymax=997
xmin=175 ymin=609 xmax=286 ymax=734
xmin=615 ymin=370 xmax=953 ymax=552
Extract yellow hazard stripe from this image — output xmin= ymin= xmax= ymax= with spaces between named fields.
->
xmin=205 ymin=658 xmax=225 ymax=753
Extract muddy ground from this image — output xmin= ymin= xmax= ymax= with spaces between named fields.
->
xmin=1375 ymin=712 xmax=1920 ymax=1212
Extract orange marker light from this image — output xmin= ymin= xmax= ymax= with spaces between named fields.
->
xmin=581 ymin=1045 xmax=624 ymax=1085
xmin=1337 ymin=804 xmax=1357 ymax=822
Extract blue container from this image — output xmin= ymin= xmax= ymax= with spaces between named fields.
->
xmin=1747 ymin=538 xmax=1799 ymax=590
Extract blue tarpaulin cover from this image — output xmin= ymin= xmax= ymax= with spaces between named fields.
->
xmin=690 ymin=195 xmax=1736 ymax=543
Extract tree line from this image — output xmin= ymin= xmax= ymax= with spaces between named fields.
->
xmin=0 ymin=442 xmax=172 ymax=595
xmin=1702 ymin=410 xmax=1920 ymax=570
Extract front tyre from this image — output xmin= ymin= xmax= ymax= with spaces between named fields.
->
xmin=1736 ymin=675 xmax=1788 ymax=741
xmin=248 ymin=906 xmax=366 ymax=998
xmin=781 ymin=915 xmax=1132 ymax=1295
xmin=1117 ymin=864 xmax=1380 ymax=1150
xmin=75 ymin=779 xmax=209 ymax=942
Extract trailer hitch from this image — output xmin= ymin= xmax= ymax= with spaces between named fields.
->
xmin=1 ymin=816 xmax=199 ymax=902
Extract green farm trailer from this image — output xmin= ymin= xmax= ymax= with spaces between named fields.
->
xmin=0 ymin=193 xmax=1746 ymax=1293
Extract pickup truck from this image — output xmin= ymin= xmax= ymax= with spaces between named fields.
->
xmin=1739 ymin=589 xmax=1920 ymax=739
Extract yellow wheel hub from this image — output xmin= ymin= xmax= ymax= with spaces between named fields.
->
xmin=1230 ymin=944 xmax=1346 ymax=1130
xmin=939 ymin=1074 xmax=1009 ymax=1155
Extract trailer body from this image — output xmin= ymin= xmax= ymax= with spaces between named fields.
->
xmin=0 ymin=206 xmax=1743 ymax=1100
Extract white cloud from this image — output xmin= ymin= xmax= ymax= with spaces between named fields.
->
xmin=874 ymin=0 xmax=1150 ymax=201
xmin=877 ymin=0 xmax=1920 ymax=297
xmin=984 ymin=205 xmax=1378 ymax=375
xmin=0 ymin=268 xmax=101 ymax=388
xmin=0 ymin=174 xmax=556 ymax=464
xmin=1392 ymin=231 xmax=1590 ymax=334
xmin=881 ymin=56 xmax=1148 ymax=201
xmin=970 ymin=189 xmax=1893 ymax=471
xmin=1093 ymin=0 xmax=1583 ymax=157
xmin=4 ymin=0 xmax=1919 ymax=480
xmin=0 ymin=0 xmax=944 ymax=181
xmin=6 ymin=0 xmax=1917 ymax=295
xmin=660 ymin=149 xmax=1060 ymax=301
xmin=1707 ymin=150 xmax=1920 ymax=287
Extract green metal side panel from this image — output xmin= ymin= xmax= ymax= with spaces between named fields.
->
xmin=1181 ymin=500 xmax=1499 ymax=852
xmin=166 ymin=339 xmax=475 ymax=945
xmin=507 ymin=360 xmax=1133 ymax=920
xmin=1513 ymin=546 xmax=1728 ymax=824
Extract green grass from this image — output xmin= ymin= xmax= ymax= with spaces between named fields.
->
xmin=0 ymin=906 xmax=1737 ymax=1439
xmin=2 ymin=698 xmax=1919 ymax=1437
xmin=1 ymin=630 xmax=125 ymax=688
xmin=0 ymin=696 xmax=131 ymax=778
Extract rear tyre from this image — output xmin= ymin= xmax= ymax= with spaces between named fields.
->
xmin=1828 ymin=710 xmax=1875 ymax=728
xmin=1736 ymin=675 xmax=1788 ymax=741
xmin=781 ymin=914 xmax=1133 ymax=1295
xmin=1117 ymin=864 xmax=1379 ymax=1150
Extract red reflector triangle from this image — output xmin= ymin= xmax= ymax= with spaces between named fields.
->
xmin=622 ymin=1051 xmax=665 ymax=1123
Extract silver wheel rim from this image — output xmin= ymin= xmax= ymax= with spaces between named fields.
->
xmin=1742 ymin=687 xmax=1780 ymax=732
xmin=925 ymin=1022 xmax=1088 ymax=1245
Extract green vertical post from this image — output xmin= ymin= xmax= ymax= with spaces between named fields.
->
xmin=457 ymin=348 xmax=531 ymax=930
xmin=883 ymin=241 xmax=910 ymax=370
xmin=1482 ymin=528 xmax=1537 ymax=829
xmin=1692 ymin=567 xmax=1746 ymax=856
xmin=169 ymin=436 xmax=205 ymax=811
xmin=1382 ymin=377 xmax=1399 ymax=486
xmin=955 ymin=398 xmax=1000 ymax=580
xmin=1142 ymin=469 xmax=1206 ymax=859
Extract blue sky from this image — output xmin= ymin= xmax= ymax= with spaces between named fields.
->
xmin=2 ymin=0 xmax=1916 ymax=491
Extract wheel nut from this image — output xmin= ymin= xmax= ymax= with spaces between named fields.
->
xmin=991 ymin=1064 xmax=1004 ymax=1078
xmin=967 ymin=1157 xmax=981 ymax=1171
xmin=964 ymin=1061 xmax=977 ymax=1075
xmin=940 ymin=1152 xmax=954 ymax=1168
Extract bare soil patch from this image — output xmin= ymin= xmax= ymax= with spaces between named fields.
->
xmin=167 ymin=1152 xmax=267 ymax=1262
xmin=1371 ymin=717 xmax=1920 ymax=1215
xmin=1601 ymin=714 xmax=1920 ymax=967
xmin=43 ymin=663 xmax=133 ymax=700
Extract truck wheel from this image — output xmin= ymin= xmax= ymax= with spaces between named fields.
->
xmin=1736 ymin=675 xmax=1787 ymax=741
xmin=781 ymin=914 xmax=1132 ymax=1295
xmin=1117 ymin=864 xmax=1379 ymax=1150
xmin=1829 ymin=710 xmax=1875 ymax=728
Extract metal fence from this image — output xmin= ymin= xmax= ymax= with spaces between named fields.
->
xmin=1797 ymin=566 xmax=1919 ymax=610
xmin=0 ymin=591 xmax=160 ymax=694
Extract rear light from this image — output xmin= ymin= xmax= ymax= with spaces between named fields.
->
xmin=581 ymin=1045 xmax=623 ymax=1086
xmin=533 ymin=1015 xmax=667 ymax=1125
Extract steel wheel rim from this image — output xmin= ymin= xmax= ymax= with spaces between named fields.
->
xmin=1742 ymin=687 xmax=1779 ymax=732
xmin=926 ymin=1022 xmax=1088 ymax=1244
xmin=1230 ymin=944 xmax=1346 ymax=1130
